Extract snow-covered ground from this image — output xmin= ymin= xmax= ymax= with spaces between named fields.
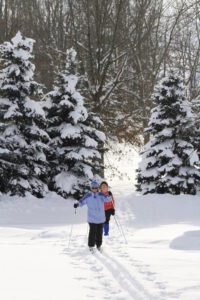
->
xmin=0 ymin=144 xmax=200 ymax=299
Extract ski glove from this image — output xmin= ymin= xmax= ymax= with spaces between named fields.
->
xmin=111 ymin=209 xmax=115 ymax=216
xmin=108 ymin=191 xmax=112 ymax=196
xmin=74 ymin=203 xmax=78 ymax=208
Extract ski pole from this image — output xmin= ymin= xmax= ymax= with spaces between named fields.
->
xmin=114 ymin=215 xmax=128 ymax=244
xmin=68 ymin=223 xmax=74 ymax=249
xmin=85 ymin=223 xmax=89 ymax=244
xmin=109 ymin=193 xmax=128 ymax=244
xmin=108 ymin=191 xmax=128 ymax=244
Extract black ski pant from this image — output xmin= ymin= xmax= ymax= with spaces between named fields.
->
xmin=105 ymin=209 xmax=113 ymax=224
xmin=88 ymin=223 xmax=103 ymax=248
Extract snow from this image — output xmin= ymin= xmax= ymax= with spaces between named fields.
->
xmin=156 ymin=127 xmax=173 ymax=137
xmin=4 ymin=103 xmax=21 ymax=119
xmin=170 ymin=230 xmax=200 ymax=250
xmin=60 ymin=97 xmax=74 ymax=108
xmin=69 ymin=106 xmax=87 ymax=124
xmin=1 ymin=143 xmax=200 ymax=299
xmin=82 ymin=164 xmax=93 ymax=179
xmin=55 ymin=172 xmax=77 ymax=194
xmin=189 ymin=150 xmax=199 ymax=165
xmin=1 ymin=187 xmax=200 ymax=299
xmin=95 ymin=129 xmax=106 ymax=142
xmin=60 ymin=123 xmax=81 ymax=139
xmin=24 ymin=98 xmax=46 ymax=117
xmin=11 ymin=31 xmax=34 ymax=57
xmin=84 ymin=135 xmax=98 ymax=148
xmin=64 ymin=74 xmax=78 ymax=92
xmin=0 ymin=148 xmax=9 ymax=154
xmin=79 ymin=148 xmax=101 ymax=159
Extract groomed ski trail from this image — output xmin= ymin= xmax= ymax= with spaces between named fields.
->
xmin=94 ymin=248 xmax=155 ymax=300
xmin=63 ymin=222 xmax=162 ymax=300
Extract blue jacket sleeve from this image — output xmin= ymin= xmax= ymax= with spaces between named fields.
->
xmin=78 ymin=192 xmax=91 ymax=207
xmin=98 ymin=192 xmax=112 ymax=202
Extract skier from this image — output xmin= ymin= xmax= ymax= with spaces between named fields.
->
xmin=100 ymin=181 xmax=115 ymax=236
xmin=73 ymin=180 xmax=112 ymax=252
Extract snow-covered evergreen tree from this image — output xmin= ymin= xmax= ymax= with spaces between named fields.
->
xmin=136 ymin=69 xmax=200 ymax=195
xmin=0 ymin=31 xmax=49 ymax=197
xmin=44 ymin=48 xmax=105 ymax=199
xmin=192 ymin=98 xmax=200 ymax=154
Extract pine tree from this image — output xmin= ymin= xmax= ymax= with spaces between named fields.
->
xmin=192 ymin=98 xmax=200 ymax=153
xmin=44 ymin=48 xmax=105 ymax=199
xmin=136 ymin=69 xmax=200 ymax=195
xmin=0 ymin=31 xmax=49 ymax=197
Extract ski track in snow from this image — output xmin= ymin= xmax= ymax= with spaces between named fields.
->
xmin=61 ymin=224 xmax=164 ymax=300
xmin=1 ymin=189 xmax=200 ymax=299
xmin=94 ymin=249 xmax=152 ymax=300
xmin=0 ymin=223 xmax=180 ymax=300
xmin=104 ymin=235 xmax=178 ymax=300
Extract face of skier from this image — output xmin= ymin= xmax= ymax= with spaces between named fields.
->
xmin=91 ymin=187 xmax=98 ymax=193
xmin=100 ymin=183 xmax=108 ymax=193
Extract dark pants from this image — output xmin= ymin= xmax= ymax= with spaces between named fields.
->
xmin=88 ymin=223 xmax=103 ymax=248
xmin=105 ymin=209 xmax=113 ymax=224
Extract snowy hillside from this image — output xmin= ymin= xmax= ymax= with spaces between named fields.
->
xmin=1 ymin=177 xmax=200 ymax=299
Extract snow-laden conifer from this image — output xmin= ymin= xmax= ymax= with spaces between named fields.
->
xmin=137 ymin=69 xmax=200 ymax=195
xmin=0 ymin=31 xmax=49 ymax=197
xmin=44 ymin=48 xmax=105 ymax=199
xmin=192 ymin=98 xmax=200 ymax=154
